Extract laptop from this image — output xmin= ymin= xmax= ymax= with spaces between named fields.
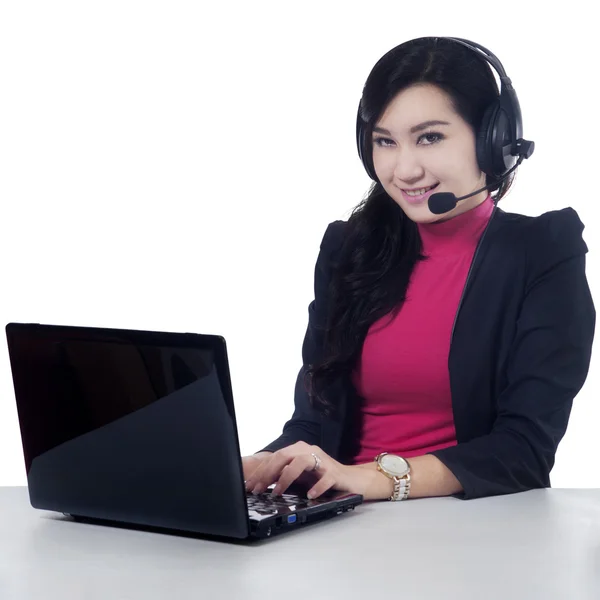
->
xmin=5 ymin=322 xmax=363 ymax=540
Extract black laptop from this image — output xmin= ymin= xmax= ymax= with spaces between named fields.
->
xmin=5 ymin=323 xmax=363 ymax=540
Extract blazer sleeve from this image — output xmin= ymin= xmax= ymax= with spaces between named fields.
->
xmin=257 ymin=220 xmax=345 ymax=454
xmin=431 ymin=207 xmax=596 ymax=500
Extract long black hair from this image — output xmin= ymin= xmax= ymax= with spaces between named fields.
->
xmin=305 ymin=37 xmax=516 ymax=416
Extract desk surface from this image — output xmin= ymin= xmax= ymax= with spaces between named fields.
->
xmin=1 ymin=486 xmax=599 ymax=600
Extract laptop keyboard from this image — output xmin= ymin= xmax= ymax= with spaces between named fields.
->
xmin=246 ymin=492 xmax=306 ymax=514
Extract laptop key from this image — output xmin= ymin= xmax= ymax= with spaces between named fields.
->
xmin=247 ymin=493 xmax=304 ymax=511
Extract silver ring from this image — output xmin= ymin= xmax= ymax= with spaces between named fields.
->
xmin=311 ymin=452 xmax=321 ymax=471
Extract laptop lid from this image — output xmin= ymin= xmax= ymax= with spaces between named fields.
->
xmin=5 ymin=322 xmax=251 ymax=539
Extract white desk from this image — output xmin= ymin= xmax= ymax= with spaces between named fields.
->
xmin=1 ymin=486 xmax=599 ymax=599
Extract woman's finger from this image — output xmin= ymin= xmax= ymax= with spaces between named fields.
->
xmin=241 ymin=456 xmax=263 ymax=482
xmin=272 ymin=454 xmax=321 ymax=496
xmin=245 ymin=444 xmax=326 ymax=494
xmin=307 ymin=475 xmax=336 ymax=500
xmin=245 ymin=449 xmax=297 ymax=494
xmin=244 ymin=459 xmax=273 ymax=492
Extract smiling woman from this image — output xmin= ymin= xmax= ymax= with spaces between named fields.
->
xmin=243 ymin=37 xmax=595 ymax=504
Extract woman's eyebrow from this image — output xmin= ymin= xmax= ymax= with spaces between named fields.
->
xmin=372 ymin=120 xmax=451 ymax=135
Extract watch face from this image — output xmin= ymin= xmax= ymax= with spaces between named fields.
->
xmin=381 ymin=454 xmax=409 ymax=477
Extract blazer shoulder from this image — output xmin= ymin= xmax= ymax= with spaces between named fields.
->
xmin=497 ymin=206 xmax=588 ymax=266
xmin=316 ymin=219 xmax=349 ymax=271
xmin=320 ymin=219 xmax=348 ymax=252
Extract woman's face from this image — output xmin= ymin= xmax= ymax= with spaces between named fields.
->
xmin=371 ymin=83 xmax=489 ymax=224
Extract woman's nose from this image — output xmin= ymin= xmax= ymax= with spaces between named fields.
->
xmin=393 ymin=154 xmax=424 ymax=183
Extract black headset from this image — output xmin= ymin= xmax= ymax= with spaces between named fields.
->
xmin=355 ymin=37 xmax=535 ymax=183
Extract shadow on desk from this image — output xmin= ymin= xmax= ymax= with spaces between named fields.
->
xmin=39 ymin=505 xmax=368 ymax=547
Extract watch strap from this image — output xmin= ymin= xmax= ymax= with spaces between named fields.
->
xmin=390 ymin=472 xmax=411 ymax=501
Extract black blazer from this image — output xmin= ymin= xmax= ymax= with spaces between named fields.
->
xmin=260 ymin=206 xmax=596 ymax=500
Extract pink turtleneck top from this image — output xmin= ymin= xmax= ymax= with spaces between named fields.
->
xmin=350 ymin=194 xmax=495 ymax=464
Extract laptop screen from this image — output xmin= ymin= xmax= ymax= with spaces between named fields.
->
xmin=6 ymin=324 xmax=234 ymax=473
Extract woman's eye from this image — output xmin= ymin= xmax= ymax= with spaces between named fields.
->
xmin=419 ymin=132 xmax=443 ymax=144
xmin=372 ymin=132 xmax=444 ymax=147
xmin=373 ymin=137 xmax=394 ymax=147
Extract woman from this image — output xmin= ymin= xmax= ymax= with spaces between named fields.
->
xmin=243 ymin=37 xmax=595 ymax=502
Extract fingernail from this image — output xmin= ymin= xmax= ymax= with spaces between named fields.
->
xmin=272 ymin=486 xmax=280 ymax=496
xmin=252 ymin=485 xmax=262 ymax=495
xmin=307 ymin=491 xmax=315 ymax=499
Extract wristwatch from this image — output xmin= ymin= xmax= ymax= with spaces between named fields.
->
xmin=375 ymin=452 xmax=411 ymax=501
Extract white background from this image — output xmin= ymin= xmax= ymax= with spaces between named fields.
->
xmin=1 ymin=1 xmax=598 ymax=488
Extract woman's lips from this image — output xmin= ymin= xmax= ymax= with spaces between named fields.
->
xmin=400 ymin=183 xmax=440 ymax=204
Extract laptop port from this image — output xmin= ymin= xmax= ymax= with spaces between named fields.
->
xmin=275 ymin=517 xmax=283 ymax=528
xmin=287 ymin=514 xmax=297 ymax=524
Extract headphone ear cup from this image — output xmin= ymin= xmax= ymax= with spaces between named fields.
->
xmin=476 ymin=102 xmax=499 ymax=176
xmin=491 ymin=107 xmax=517 ymax=175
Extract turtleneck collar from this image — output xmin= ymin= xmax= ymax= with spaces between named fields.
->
xmin=417 ymin=194 xmax=495 ymax=257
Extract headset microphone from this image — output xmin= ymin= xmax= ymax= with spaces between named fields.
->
xmin=428 ymin=153 xmax=527 ymax=215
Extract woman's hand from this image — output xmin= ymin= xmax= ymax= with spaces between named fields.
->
xmin=241 ymin=452 xmax=272 ymax=483
xmin=244 ymin=441 xmax=381 ymax=500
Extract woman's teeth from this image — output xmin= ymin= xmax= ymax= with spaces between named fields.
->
xmin=404 ymin=184 xmax=437 ymax=197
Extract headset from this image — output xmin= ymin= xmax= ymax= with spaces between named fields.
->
xmin=355 ymin=36 xmax=535 ymax=209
